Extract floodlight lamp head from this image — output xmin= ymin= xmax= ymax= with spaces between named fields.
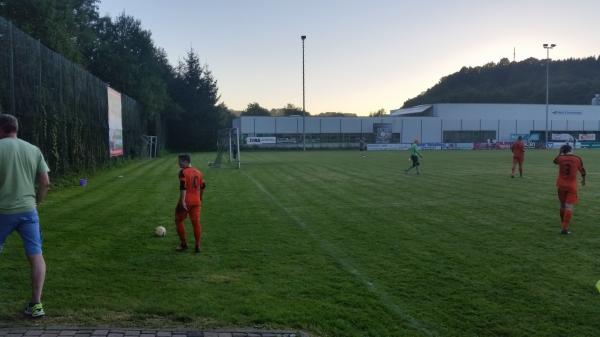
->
xmin=551 ymin=44 xmax=556 ymax=48
xmin=301 ymin=35 xmax=306 ymax=40
xmin=543 ymin=43 xmax=548 ymax=48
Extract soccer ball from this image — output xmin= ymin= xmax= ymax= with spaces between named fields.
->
xmin=154 ymin=226 xmax=166 ymax=237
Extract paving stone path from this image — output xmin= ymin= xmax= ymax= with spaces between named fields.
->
xmin=0 ymin=328 xmax=308 ymax=337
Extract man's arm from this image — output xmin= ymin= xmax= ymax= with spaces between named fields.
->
xmin=179 ymin=171 xmax=188 ymax=210
xmin=36 ymin=172 xmax=50 ymax=205
xmin=580 ymin=159 xmax=587 ymax=186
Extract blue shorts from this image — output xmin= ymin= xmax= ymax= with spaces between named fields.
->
xmin=0 ymin=210 xmax=43 ymax=256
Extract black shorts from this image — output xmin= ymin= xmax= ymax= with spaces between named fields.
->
xmin=410 ymin=155 xmax=420 ymax=166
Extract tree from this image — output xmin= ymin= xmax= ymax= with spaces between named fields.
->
xmin=0 ymin=0 xmax=100 ymax=64
xmin=86 ymin=14 xmax=171 ymax=120
xmin=272 ymin=103 xmax=308 ymax=116
xmin=369 ymin=108 xmax=387 ymax=117
xmin=319 ymin=112 xmax=357 ymax=117
xmin=243 ymin=102 xmax=270 ymax=116
xmin=167 ymin=49 xmax=221 ymax=150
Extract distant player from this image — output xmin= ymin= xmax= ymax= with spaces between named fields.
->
xmin=359 ymin=137 xmax=367 ymax=157
xmin=405 ymin=139 xmax=423 ymax=175
xmin=511 ymin=136 xmax=525 ymax=178
xmin=175 ymin=154 xmax=206 ymax=252
xmin=553 ymin=144 xmax=586 ymax=235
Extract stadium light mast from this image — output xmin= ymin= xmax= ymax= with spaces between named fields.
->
xmin=301 ymin=35 xmax=306 ymax=151
xmin=543 ymin=43 xmax=556 ymax=148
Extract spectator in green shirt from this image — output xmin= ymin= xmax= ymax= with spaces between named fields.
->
xmin=0 ymin=114 xmax=50 ymax=318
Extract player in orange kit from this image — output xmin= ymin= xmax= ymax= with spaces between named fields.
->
xmin=511 ymin=136 xmax=525 ymax=178
xmin=175 ymin=154 xmax=206 ymax=252
xmin=553 ymin=144 xmax=586 ymax=235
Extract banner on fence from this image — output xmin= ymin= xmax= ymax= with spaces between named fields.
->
xmin=547 ymin=142 xmax=582 ymax=149
xmin=580 ymin=142 xmax=600 ymax=148
xmin=578 ymin=133 xmax=596 ymax=141
xmin=421 ymin=143 xmax=444 ymax=150
xmin=108 ymin=87 xmax=124 ymax=157
xmin=246 ymin=136 xmax=277 ymax=145
xmin=367 ymin=143 xmax=411 ymax=151
xmin=445 ymin=143 xmax=474 ymax=150
xmin=373 ymin=123 xmax=393 ymax=144
xmin=551 ymin=133 xmax=574 ymax=141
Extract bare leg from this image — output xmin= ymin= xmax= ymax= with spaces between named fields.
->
xmin=27 ymin=254 xmax=46 ymax=303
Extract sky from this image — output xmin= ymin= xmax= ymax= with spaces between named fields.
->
xmin=98 ymin=0 xmax=600 ymax=116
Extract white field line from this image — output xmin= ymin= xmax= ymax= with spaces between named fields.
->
xmin=242 ymin=170 xmax=438 ymax=337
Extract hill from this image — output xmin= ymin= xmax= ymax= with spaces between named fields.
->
xmin=403 ymin=57 xmax=600 ymax=107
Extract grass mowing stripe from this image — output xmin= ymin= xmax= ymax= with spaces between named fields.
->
xmin=242 ymin=169 xmax=439 ymax=337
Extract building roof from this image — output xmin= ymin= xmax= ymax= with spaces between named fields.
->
xmin=390 ymin=104 xmax=433 ymax=117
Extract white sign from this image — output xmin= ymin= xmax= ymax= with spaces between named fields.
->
xmin=107 ymin=87 xmax=123 ymax=157
xmin=551 ymin=133 xmax=574 ymax=141
xmin=578 ymin=134 xmax=596 ymax=141
xmin=246 ymin=137 xmax=276 ymax=145
xmin=367 ymin=143 xmax=411 ymax=151
xmin=547 ymin=142 xmax=582 ymax=149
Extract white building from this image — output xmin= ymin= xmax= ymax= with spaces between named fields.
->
xmin=234 ymin=103 xmax=600 ymax=148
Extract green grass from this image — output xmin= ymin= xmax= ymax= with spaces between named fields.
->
xmin=2 ymin=150 xmax=600 ymax=337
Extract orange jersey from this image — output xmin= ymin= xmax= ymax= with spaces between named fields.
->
xmin=511 ymin=141 xmax=525 ymax=157
xmin=179 ymin=167 xmax=206 ymax=206
xmin=553 ymin=154 xmax=586 ymax=190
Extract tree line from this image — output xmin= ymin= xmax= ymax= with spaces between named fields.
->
xmin=403 ymin=56 xmax=600 ymax=108
xmin=0 ymin=0 xmax=231 ymax=150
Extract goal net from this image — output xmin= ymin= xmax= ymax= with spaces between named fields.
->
xmin=211 ymin=128 xmax=240 ymax=168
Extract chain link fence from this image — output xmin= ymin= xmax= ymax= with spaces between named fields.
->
xmin=0 ymin=16 xmax=149 ymax=176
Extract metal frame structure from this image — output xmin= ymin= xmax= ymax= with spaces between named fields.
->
xmin=141 ymin=135 xmax=158 ymax=158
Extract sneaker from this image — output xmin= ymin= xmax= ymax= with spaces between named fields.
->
xmin=24 ymin=303 xmax=45 ymax=318
xmin=195 ymin=245 xmax=201 ymax=254
xmin=175 ymin=243 xmax=188 ymax=251
xmin=560 ymin=229 xmax=571 ymax=235
xmin=511 ymin=175 xmax=515 ymax=178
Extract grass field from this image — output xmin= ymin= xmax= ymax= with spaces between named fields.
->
xmin=2 ymin=150 xmax=600 ymax=337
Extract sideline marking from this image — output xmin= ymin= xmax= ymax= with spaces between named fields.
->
xmin=243 ymin=170 xmax=438 ymax=337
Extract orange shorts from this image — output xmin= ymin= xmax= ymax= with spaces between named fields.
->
xmin=175 ymin=204 xmax=201 ymax=222
xmin=558 ymin=188 xmax=578 ymax=204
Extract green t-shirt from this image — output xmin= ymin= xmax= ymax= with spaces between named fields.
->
xmin=0 ymin=138 xmax=50 ymax=214
xmin=410 ymin=143 xmax=422 ymax=157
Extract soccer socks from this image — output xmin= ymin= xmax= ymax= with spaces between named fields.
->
xmin=176 ymin=220 xmax=187 ymax=245
xmin=560 ymin=208 xmax=565 ymax=221
xmin=561 ymin=209 xmax=573 ymax=230
xmin=192 ymin=223 xmax=202 ymax=249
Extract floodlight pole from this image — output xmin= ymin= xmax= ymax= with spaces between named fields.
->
xmin=301 ymin=35 xmax=306 ymax=151
xmin=236 ymin=127 xmax=241 ymax=169
xmin=543 ymin=43 xmax=556 ymax=148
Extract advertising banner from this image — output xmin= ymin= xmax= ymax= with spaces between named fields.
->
xmin=373 ymin=123 xmax=393 ymax=144
xmin=246 ymin=136 xmax=277 ymax=145
xmin=445 ymin=143 xmax=474 ymax=150
xmin=421 ymin=143 xmax=444 ymax=150
xmin=547 ymin=142 xmax=582 ymax=149
xmin=551 ymin=133 xmax=574 ymax=141
xmin=367 ymin=143 xmax=411 ymax=151
xmin=578 ymin=133 xmax=596 ymax=141
xmin=580 ymin=142 xmax=600 ymax=149
xmin=107 ymin=87 xmax=123 ymax=157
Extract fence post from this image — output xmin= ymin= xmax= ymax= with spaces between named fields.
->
xmin=9 ymin=20 xmax=15 ymax=114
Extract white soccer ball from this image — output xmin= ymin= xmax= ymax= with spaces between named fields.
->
xmin=154 ymin=226 xmax=166 ymax=237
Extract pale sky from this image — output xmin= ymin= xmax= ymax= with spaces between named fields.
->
xmin=98 ymin=0 xmax=600 ymax=115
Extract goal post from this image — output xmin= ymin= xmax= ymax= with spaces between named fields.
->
xmin=211 ymin=128 xmax=240 ymax=169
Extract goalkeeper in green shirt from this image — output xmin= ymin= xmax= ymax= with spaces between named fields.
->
xmin=405 ymin=139 xmax=423 ymax=175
